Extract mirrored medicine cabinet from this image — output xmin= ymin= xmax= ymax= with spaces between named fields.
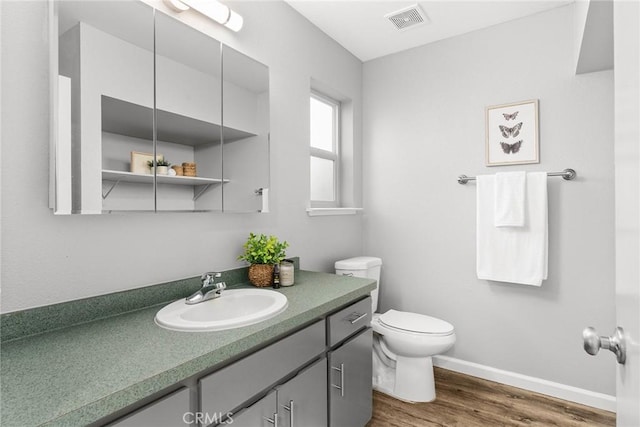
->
xmin=51 ymin=0 xmax=270 ymax=214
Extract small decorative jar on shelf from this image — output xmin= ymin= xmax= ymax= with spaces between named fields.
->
xmin=182 ymin=162 xmax=196 ymax=177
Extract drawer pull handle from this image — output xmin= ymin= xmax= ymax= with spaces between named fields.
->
xmin=347 ymin=312 xmax=367 ymax=324
xmin=331 ymin=363 xmax=345 ymax=397
xmin=281 ymin=400 xmax=294 ymax=426
xmin=264 ymin=413 xmax=278 ymax=427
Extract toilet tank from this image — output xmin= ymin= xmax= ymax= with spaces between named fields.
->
xmin=335 ymin=256 xmax=382 ymax=313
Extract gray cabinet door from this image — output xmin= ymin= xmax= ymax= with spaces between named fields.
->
xmin=277 ymin=358 xmax=327 ymax=427
xmin=200 ymin=320 xmax=325 ymax=417
xmin=228 ymin=391 xmax=278 ymax=427
xmin=229 ymin=358 xmax=327 ymax=427
xmin=109 ymin=388 xmax=191 ymax=427
xmin=328 ymin=329 xmax=373 ymax=427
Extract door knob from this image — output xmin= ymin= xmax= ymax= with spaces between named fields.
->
xmin=582 ymin=326 xmax=626 ymax=364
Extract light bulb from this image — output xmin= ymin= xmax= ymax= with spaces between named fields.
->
xmin=182 ymin=0 xmax=230 ymax=25
xmin=225 ymin=9 xmax=243 ymax=32
xmin=163 ymin=0 xmax=243 ymax=32
xmin=163 ymin=0 xmax=190 ymax=12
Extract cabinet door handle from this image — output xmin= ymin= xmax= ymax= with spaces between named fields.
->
xmin=331 ymin=363 xmax=345 ymax=397
xmin=281 ymin=400 xmax=294 ymax=427
xmin=347 ymin=312 xmax=367 ymax=324
xmin=264 ymin=413 xmax=278 ymax=427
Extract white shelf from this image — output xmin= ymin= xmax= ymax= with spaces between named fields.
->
xmin=101 ymin=96 xmax=256 ymax=146
xmin=102 ymin=169 xmax=228 ymax=185
xmin=102 ymin=170 xmax=228 ymax=201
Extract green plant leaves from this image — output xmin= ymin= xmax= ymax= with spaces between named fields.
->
xmin=238 ymin=233 xmax=289 ymax=265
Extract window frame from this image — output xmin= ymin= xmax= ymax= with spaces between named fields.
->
xmin=309 ymin=91 xmax=341 ymax=208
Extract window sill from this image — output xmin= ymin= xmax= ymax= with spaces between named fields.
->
xmin=306 ymin=208 xmax=363 ymax=217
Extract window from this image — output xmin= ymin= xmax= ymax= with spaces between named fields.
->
xmin=310 ymin=92 xmax=340 ymax=206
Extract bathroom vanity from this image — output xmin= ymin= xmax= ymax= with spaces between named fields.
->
xmin=0 ymin=270 xmax=375 ymax=427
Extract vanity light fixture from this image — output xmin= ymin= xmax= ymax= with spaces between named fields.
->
xmin=163 ymin=0 xmax=243 ymax=32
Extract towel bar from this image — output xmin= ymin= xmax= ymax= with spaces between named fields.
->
xmin=457 ymin=168 xmax=576 ymax=185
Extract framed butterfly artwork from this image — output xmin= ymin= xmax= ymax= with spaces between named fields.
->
xmin=485 ymin=99 xmax=539 ymax=166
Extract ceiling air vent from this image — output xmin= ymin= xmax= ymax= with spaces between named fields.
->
xmin=385 ymin=4 xmax=429 ymax=31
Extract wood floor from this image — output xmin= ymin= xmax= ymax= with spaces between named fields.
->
xmin=366 ymin=367 xmax=615 ymax=427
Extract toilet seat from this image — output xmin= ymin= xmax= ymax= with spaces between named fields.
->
xmin=378 ymin=310 xmax=454 ymax=336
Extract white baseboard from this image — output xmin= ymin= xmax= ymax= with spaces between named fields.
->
xmin=433 ymin=355 xmax=616 ymax=412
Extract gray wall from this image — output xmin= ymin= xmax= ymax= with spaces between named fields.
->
xmin=0 ymin=0 xmax=363 ymax=312
xmin=362 ymin=4 xmax=616 ymax=395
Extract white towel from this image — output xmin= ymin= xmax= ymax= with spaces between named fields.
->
xmin=477 ymin=172 xmax=548 ymax=286
xmin=494 ymin=171 xmax=526 ymax=227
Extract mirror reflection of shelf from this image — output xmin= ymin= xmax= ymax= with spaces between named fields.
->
xmin=101 ymin=96 xmax=256 ymax=146
xmin=102 ymin=169 xmax=229 ymax=201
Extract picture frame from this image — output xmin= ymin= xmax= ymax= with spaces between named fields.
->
xmin=485 ymin=99 xmax=539 ymax=166
xmin=130 ymin=151 xmax=163 ymax=174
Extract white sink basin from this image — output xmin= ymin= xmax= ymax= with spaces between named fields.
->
xmin=155 ymin=288 xmax=288 ymax=332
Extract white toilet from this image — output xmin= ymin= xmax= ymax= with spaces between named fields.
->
xmin=335 ymin=256 xmax=455 ymax=403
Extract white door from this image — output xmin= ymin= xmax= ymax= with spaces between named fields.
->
xmin=613 ymin=1 xmax=639 ymax=425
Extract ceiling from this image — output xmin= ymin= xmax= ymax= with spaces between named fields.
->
xmin=285 ymin=1 xmax=574 ymax=62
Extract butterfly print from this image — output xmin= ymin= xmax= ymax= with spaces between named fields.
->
xmin=500 ymin=140 xmax=523 ymax=154
xmin=498 ymin=122 xmax=523 ymax=138
xmin=502 ymin=111 xmax=519 ymax=120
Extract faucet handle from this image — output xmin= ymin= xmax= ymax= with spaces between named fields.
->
xmin=201 ymin=272 xmax=222 ymax=286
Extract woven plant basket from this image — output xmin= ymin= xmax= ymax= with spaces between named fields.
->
xmin=248 ymin=264 xmax=274 ymax=287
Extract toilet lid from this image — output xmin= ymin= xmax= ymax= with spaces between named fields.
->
xmin=379 ymin=310 xmax=454 ymax=335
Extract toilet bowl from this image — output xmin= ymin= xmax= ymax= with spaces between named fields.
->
xmin=371 ymin=311 xmax=455 ymax=402
xmin=335 ymin=257 xmax=456 ymax=403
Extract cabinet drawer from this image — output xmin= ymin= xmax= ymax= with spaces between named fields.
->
xmin=327 ymin=297 xmax=371 ymax=347
xmin=200 ymin=320 xmax=325 ymax=418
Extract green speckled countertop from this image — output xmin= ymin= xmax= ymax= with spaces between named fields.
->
xmin=0 ymin=270 xmax=375 ymax=427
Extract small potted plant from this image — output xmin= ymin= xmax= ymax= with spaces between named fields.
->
xmin=238 ymin=233 xmax=289 ymax=287
xmin=148 ymin=159 xmax=171 ymax=175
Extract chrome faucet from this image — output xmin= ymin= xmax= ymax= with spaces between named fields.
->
xmin=185 ymin=272 xmax=227 ymax=305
